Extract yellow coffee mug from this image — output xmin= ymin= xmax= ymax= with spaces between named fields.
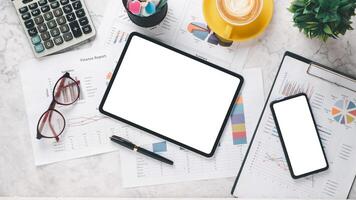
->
xmin=203 ymin=0 xmax=274 ymax=41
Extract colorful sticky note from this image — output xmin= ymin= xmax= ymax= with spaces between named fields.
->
xmin=145 ymin=2 xmax=156 ymax=15
xmin=151 ymin=0 xmax=160 ymax=6
xmin=128 ymin=0 xmax=141 ymax=15
xmin=157 ymin=0 xmax=167 ymax=10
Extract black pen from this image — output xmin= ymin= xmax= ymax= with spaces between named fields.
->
xmin=110 ymin=135 xmax=174 ymax=165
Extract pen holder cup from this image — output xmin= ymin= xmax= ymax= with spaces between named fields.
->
xmin=122 ymin=0 xmax=168 ymax=28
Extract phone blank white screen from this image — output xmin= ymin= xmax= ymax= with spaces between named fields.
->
xmin=102 ymin=36 xmax=241 ymax=154
xmin=272 ymin=95 xmax=327 ymax=176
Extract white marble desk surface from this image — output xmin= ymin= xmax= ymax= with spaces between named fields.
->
xmin=0 ymin=0 xmax=355 ymax=197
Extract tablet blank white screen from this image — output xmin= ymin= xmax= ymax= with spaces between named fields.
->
xmin=102 ymin=36 xmax=241 ymax=154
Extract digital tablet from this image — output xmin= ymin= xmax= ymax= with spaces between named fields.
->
xmin=99 ymin=32 xmax=243 ymax=157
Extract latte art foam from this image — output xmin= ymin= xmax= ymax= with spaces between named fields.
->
xmin=224 ymin=0 xmax=254 ymax=17
xmin=217 ymin=0 xmax=262 ymax=25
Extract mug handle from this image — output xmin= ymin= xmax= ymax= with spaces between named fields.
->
xmin=223 ymin=24 xmax=233 ymax=39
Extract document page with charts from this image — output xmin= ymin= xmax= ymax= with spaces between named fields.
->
xmin=118 ymin=68 xmax=264 ymax=187
xmin=94 ymin=0 xmax=250 ymax=73
xmin=233 ymin=54 xmax=356 ymax=198
xmin=19 ymin=49 xmax=123 ymax=165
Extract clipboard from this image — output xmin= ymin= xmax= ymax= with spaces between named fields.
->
xmin=231 ymin=51 xmax=356 ymax=198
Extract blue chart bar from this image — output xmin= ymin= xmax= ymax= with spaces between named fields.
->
xmin=152 ymin=141 xmax=167 ymax=153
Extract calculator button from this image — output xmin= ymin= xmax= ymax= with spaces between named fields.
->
xmin=44 ymin=39 xmax=54 ymax=49
xmin=34 ymin=15 xmax=44 ymax=24
xmin=34 ymin=43 xmax=44 ymax=53
xmin=22 ymin=12 xmax=31 ymax=20
xmin=24 ymin=19 xmax=35 ymax=28
xmin=44 ymin=12 xmax=53 ymax=21
xmin=60 ymin=0 xmax=69 ymax=5
xmin=50 ymin=27 xmax=60 ymax=37
xmin=78 ymin=17 xmax=88 ymax=26
xmin=40 ymin=31 xmax=51 ymax=41
xmin=56 ymin=16 xmax=66 ymax=25
xmin=69 ymin=20 xmax=82 ymax=37
xmin=28 ymin=27 xmax=38 ymax=36
xmin=29 ymin=2 xmax=38 ymax=9
xmin=41 ymin=5 xmax=50 ymax=13
xmin=82 ymin=25 xmax=92 ymax=34
xmin=50 ymin=1 xmax=60 ymax=9
xmin=19 ymin=6 xmax=28 ymax=14
xmin=23 ymin=0 xmax=33 ymax=4
xmin=59 ymin=24 xmax=69 ymax=33
xmin=72 ymin=1 xmax=82 ymax=9
xmin=66 ymin=13 xmax=76 ymax=22
xmin=31 ymin=9 xmax=41 ymax=16
xmin=47 ymin=20 xmax=57 ymax=29
xmin=75 ymin=9 xmax=85 ymax=18
xmin=31 ymin=35 xmax=41 ymax=44
xmin=53 ymin=36 xmax=64 ymax=45
xmin=63 ymin=32 xmax=73 ymax=41
xmin=53 ymin=8 xmax=63 ymax=17
xmin=38 ymin=0 xmax=47 ymax=6
xmin=63 ymin=4 xmax=73 ymax=14
xmin=37 ymin=23 xmax=47 ymax=32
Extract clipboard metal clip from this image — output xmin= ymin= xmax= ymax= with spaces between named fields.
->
xmin=307 ymin=63 xmax=356 ymax=93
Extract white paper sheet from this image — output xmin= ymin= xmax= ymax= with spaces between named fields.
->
xmin=19 ymin=49 xmax=123 ymax=165
xmin=93 ymin=0 xmax=250 ymax=73
xmin=118 ymin=68 xmax=264 ymax=187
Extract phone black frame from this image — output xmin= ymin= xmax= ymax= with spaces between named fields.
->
xmin=99 ymin=32 xmax=244 ymax=158
xmin=270 ymin=93 xmax=329 ymax=179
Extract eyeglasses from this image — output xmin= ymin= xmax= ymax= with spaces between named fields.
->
xmin=37 ymin=72 xmax=81 ymax=142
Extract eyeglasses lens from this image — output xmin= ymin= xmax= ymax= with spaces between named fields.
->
xmin=54 ymin=77 xmax=80 ymax=105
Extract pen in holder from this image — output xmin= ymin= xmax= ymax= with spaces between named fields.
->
xmin=123 ymin=0 xmax=168 ymax=28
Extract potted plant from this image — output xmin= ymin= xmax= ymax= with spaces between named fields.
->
xmin=289 ymin=0 xmax=356 ymax=41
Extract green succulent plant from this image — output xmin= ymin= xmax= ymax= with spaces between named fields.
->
xmin=289 ymin=0 xmax=356 ymax=41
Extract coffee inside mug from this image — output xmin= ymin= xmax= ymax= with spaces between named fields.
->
xmin=216 ymin=0 xmax=263 ymax=26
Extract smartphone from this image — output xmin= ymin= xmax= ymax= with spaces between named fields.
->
xmin=270 ymin=93 xmax=328 ymax=179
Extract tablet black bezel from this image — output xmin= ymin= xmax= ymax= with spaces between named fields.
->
xmin=270 ymin=93 xmax=329 ymax=179
xmin=99 ymin=32 xmax=244 ymax=158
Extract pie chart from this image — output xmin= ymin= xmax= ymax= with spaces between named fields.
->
xmin=331 ymin=99 xmax=356 ymax=125
xmin=187 ymin=22 xmax=233 ymax=47
xmin=187 ymin=22 xmax=210 ymax=41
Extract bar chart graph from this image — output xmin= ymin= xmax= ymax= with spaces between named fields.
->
xmin=231 ymin=97 xmax=247 ymax=145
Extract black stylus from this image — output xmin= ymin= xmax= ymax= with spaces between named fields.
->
xmin=110 ymin=135 xmax=174 ymax=165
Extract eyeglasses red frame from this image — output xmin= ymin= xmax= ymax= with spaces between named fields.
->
xmin=36 ymin=72 xmax=81 ymax=142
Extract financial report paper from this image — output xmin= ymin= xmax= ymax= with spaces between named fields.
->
xmin=19 ymin=49 xmax=122 ymax=165
xmin=118 ymin=68 xmax=264 ymax=187
xmin=94 ymin=0 xmax=251 ymax=73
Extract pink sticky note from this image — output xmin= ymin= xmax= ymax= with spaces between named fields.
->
xmin=128 ymin=0 xmax=141 ymax=15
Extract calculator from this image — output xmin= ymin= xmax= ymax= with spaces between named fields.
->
xmin=12 ymin=0 xmax=96 ymax=57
